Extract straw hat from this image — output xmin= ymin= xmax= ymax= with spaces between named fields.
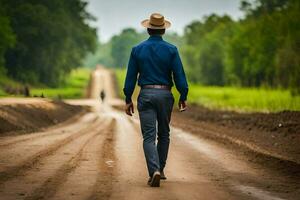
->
xmin=141 ymin=13 xmax=171 ymax=29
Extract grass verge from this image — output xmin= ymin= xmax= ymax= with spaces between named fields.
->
xmin=185 ymin=85 xmax=300 ymax=112
xmin=115 ymin=68 xmax=126 ymax=99
xmin=0 ymin=88 xmax=6 ymax=96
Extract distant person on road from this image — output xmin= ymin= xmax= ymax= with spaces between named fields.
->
xmin=100 ymin=90 xmax=106 ymax=102
xmin=123 ymin=13 xmax=188 ymax=187
xmin=24 ymin=85 xmax=30 ymax=97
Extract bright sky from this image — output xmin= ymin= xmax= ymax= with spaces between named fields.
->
xmin=86 ymin=0 xmax=243 ymax=42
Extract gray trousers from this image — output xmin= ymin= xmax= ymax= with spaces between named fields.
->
xmin=137 ymin=88 xmax=174 ymax=177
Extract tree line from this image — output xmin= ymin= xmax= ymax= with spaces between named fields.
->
xmin=183 ymin=0 xmax=299 ymax=94
xmin=0 ymin=0 xmax=97 ymax=87
xmin=86 ymin=0 xmax=299 ymax=94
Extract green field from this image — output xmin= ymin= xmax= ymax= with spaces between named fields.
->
xmin=115 ymin=69 xmax=300 ymax=112
xmin=0 ymin=88 xmax=6 ymax=96
xmin=183 ymin=85 xmax=300 ymax=112
xmin=115 ymin=69 xmax=127 ymax=98
xmin=31 ymin=68 xmax=90 ymax=99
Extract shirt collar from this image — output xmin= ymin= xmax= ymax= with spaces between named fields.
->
xmin=148 ymin=35 xmax=163 ymax=41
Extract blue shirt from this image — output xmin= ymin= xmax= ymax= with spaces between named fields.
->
xmin=123 ymin=35 xmax=188 ymax=103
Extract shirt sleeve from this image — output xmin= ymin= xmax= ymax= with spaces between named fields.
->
xmin=171 ymin=48 xmax=189 ymax=101
xmin=123 ymin=47 xmax=138 ymax=104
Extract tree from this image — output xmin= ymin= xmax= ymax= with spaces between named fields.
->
xmin=0 ymin=3 xmax=15 ymax=76
xmin=182 ymin=15 xmax=234 ymax=85
xmin=1 ymin=0 xmax=97 ymax=86
xmin=181 ymin=0 xmax=299 ymax=93
xmin=227 ymin=0 xmax=299 ymax=92
xmin=110 ymin=28 xmax=146 ymax=68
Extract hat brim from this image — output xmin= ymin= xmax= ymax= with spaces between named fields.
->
xmin=141 ymin=19 xmax=171 ymax=29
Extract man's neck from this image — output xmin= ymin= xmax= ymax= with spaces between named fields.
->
xmin=149 ymin=35 xmax=163 ymax=40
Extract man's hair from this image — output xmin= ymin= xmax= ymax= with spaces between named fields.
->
xmin=147 ymin=28 xmax=165 ymax=36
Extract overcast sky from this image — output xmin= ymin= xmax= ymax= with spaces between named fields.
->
xmin=86 ymin=0 xmax=243 ymax=42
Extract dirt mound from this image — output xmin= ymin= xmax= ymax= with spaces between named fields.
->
xmin=172 ymin=104 xmax=300 ymax=165
xmin=179 ymin=104 xmax=300 ymax=135
xmin=0 ymin=98 xmax=87 ymax=135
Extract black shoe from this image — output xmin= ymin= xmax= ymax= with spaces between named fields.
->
xmin=148 ymin=171 xmax=160 ymax=187
xmin=160 ymin=171 xmax=167 ymax=180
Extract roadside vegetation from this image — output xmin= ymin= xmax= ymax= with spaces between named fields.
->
xmin=0 ymin=89 xmax=6 ymax=96
xmin=115 ymin=69 xmax=126 ymax=99
xmin=0 ymin=75 xmax=17 ymax=96
xmin=31 ymin=68 xmax=90 ymax=99
xmin=0 ymin=0 xmax=96 ymax=99
xmin=115 ymin=69 xmax=300 ymax=112
xmin=179 ymin=85 xmax=300 ymax=112
xmin=0 ymin=68 xmax=90 ymax=99
xmin=0 ymin=0 xmax=96 ymax=87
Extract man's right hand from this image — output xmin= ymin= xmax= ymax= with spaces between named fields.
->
xmin=125 ymin=102 xmax=134 ymax=116
xmin=178 ymin=101 xmax=187 ymax=112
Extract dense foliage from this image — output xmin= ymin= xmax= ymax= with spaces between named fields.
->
xmin=0 ymin=5 xmax=15 ymax=76
xmin=184 ymin=0 xmax=300 ymax=94
xmin=0 ymin=0 xmax=97 ymax=86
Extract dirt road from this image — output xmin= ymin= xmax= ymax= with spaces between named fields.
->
xmin=0 ymin=67 xmax=299 ymax=200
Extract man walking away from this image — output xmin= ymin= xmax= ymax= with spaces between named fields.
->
xmin=123 ymin=13 xmax=188 ymax=187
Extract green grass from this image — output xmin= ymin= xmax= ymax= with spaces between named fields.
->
xmin=115 ymin=68 xmax=140 ymax=100
xmin=0 ymin=74 xmax=21 ymax=88
xmin=0 ymin=88 xmax=6 ymax=96
xmin=114 ymin=69 xmax=300 ymax=112
xmin=115 ymin=68 xmax=126 ymax=98
xmin=31 ymin=68 xmax=90 ymax=99
xmin=181 ymin=85 xmax=300 ymax=112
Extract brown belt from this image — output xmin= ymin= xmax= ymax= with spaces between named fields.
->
xmin=142 ymin=85 xmax=171 ymax=90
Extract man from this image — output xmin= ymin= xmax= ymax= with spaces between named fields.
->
xmin=123 ymin=13 xmax=188 ymax=187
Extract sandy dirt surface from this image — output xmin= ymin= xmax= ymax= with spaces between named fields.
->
xmin=0 ymin=67 xmax=299 ymax=200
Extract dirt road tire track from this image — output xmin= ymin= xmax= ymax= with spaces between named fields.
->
xmin=0 ymin=116 xmax=106 ymax=186
xmin=23 ymin=119 xmax=115 ymax=200
xmin=88 ymin=119 xmax=116 ymax=200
